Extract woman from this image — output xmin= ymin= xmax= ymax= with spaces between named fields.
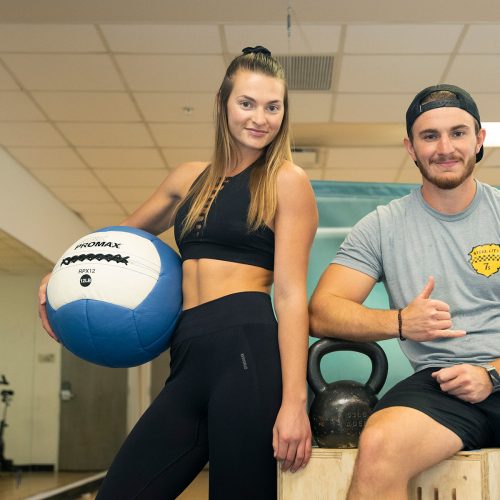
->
xmin=39 ymin=46 xmax=318 ymax=499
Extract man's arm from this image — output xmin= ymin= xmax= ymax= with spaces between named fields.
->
xmin=309 ymin=265 xmax=467 ymax=342
xmin=309 ymin=264 xmax=397 ymax=341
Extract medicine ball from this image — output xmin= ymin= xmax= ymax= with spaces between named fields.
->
xmin=46 ymin=226 xmax=182 ymax=368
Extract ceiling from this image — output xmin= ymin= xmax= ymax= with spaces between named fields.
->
xmin=1 ymin=0 xmax=499 ymax=274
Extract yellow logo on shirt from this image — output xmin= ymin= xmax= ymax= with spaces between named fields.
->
xmin=469 ymin=244 xmax=500 ymax=277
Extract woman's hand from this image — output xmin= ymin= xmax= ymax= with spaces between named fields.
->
xmin=38 ymin=273 xmax=59 ymax=341
xmin=273 ymin=400 xmax=312 ymax=473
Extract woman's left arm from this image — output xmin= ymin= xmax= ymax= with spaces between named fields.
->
xmin=272 ymin=162 xmax=318 ymax=473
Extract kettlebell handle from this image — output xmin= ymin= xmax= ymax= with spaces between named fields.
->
xmin=307 ymin=338 xmax=388 ymax=396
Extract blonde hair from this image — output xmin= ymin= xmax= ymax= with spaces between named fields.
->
xmin=180 ymin=48 xmax=291 ymax=237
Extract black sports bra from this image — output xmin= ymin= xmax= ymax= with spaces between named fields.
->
xmin=174 ymin=157 xmax=275 ymax=271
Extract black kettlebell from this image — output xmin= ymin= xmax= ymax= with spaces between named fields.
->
xmin=307 ymin=338 xmax=388 ymax=448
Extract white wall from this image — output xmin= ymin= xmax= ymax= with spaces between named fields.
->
xmin=0 ymin=150 xmax=152 ymax=467
xmin=0 ymin=145 xmax=88 ymax=466
xmin=0 ymin=271 xmax=156 ymax=467
xmin=0 ymin=273 xmax=60 ymax=466
xmin=0 ymin=148 xmax=90 ymax=264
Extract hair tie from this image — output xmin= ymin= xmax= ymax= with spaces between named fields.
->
xmin=242 ymin=46 xmax=272 ymax=57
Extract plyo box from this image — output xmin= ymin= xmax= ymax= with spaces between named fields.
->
xmin=278 ymin=448 xmax=500 ymax=500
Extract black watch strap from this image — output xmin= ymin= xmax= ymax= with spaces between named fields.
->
xmin=480 ymin=364 xmax=500 ymax=392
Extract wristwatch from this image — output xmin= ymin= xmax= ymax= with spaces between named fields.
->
xmin=479 ymin=364 xmax=500 ymax=392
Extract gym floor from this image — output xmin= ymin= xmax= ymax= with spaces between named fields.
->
xmin=0 ymin=471 xmax=95 ymax=500
xmin=0 ymin=470 xmax=209 ymax=499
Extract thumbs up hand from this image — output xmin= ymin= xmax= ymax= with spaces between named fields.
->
xmin=417 ymin=275 xmax=435 ymax=300
xmin=399 ymin=277 xmax=466 ymax=342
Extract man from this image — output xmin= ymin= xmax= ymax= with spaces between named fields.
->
xmin=309 ymin=84 xmax=500 ymax=500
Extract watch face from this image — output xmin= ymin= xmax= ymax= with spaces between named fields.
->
xmin=492 ymin=375 xmax=500 ymax=391
xmin=485 ymin=365 xmax=500 ymax=391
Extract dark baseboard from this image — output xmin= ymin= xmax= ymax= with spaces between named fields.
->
xmin=5 ymin=463 xmax=55 ymax=472
xmin=22 ymin=471 xmax=106 ymax=499
xmin=43 ymin=476 xmax=105 ymax=499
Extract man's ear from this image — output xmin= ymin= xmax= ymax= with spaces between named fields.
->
xmin=477 ymin=128 xmax=486 ymax=156
xmin=403 ymin=137 xmax=417 ymax=163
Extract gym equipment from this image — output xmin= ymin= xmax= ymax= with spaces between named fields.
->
xmin=0 ymin=375 xmax=14 ymax=472
xmin=307 ymin=338 xmax=388 ymax=448
xmin=278 ymin=448 xmax=500 ymax=500
xmin=46 ymin=226 xmax=182 ymax=368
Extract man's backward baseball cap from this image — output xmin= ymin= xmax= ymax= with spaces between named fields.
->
xmin=406 ymin=84 xmax=483 ymax=162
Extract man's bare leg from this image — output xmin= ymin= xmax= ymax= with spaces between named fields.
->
xmin=347 ymin=407 xmax=463 ymax=500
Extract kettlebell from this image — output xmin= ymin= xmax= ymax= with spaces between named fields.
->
xmin=307 ymin=338 xmax=388 ymax=448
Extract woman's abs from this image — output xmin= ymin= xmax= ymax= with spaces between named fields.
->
xmin=181 ymin=258 xmax=273 ymax=310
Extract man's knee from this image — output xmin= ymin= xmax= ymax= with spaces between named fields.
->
xmin=346 ymin=420 xmax=404 ymax=498
xmin=354 ymin=410 xmax=415 ymax=480
xmin=358 ymin=421 xmax=394 ymax=460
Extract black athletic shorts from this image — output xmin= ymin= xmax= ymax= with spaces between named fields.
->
xmin=374 ymin=367 xmax=500 ymax=450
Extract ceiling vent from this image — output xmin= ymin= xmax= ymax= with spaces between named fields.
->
xmin=276 ymin=55 xmax=334 ymax=91
xmin=291 ymin=147 xmax=319 ymax=167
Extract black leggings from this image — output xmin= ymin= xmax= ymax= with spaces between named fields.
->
xmin=97 ymin=292 xmax=282 ymax=500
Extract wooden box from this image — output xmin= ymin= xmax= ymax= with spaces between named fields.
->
xmin=277 ymin=448 xmax=500 ymax=500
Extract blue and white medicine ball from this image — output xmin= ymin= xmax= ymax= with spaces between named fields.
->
xmin=46 ymin=226 xmax=182 ymax=368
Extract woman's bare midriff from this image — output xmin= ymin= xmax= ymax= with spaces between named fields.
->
xmin=181 ymin=259 xmax=273 ymax=310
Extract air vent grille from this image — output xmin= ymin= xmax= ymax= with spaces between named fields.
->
xmin=291 ymin=147 xmax=318 ymax=166
xmin=276 ymin=55 xmax=334 ymax=91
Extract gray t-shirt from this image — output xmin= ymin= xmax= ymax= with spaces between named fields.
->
xmin=333 ymin=180 xmax=500 ymax=372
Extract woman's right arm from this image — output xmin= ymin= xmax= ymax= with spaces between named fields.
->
xmin=121 ymin=161 xmax=207 ymax=234
xmin=38 ymin=161 xmax=207 ymax=340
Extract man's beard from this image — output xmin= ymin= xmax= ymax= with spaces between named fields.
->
xmin=415 ymin=154 xmax=476 ymax=190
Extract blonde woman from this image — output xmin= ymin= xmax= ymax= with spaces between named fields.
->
xmin=40 ymin=46 xmax=317 ymax=499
